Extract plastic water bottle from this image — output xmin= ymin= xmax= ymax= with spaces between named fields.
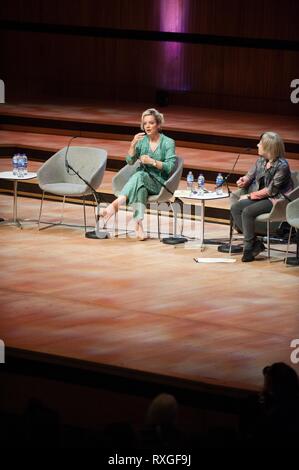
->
xmin=17 ymin=154 xmax=24 ymax=177
xmin=21 ymin=153 xmax=28 ymax=175
xmin=12 ymin=154 xmax=19 ymax=176
xmin=197 ymin=173 xmax=205 ymax=195
xmin=215 ymin=173 xmax=224 ymax=195
xmin=186 ymin=171 xmax=194 ymax=193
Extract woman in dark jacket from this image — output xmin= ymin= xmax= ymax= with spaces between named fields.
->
xmin=231 ymin=131 xmax=293 ymax=262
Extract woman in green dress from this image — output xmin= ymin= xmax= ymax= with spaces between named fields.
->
xmin=100 ymin=108 xmax=177 ymax=240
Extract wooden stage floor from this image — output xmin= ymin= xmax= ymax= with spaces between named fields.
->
xmin=0 ymin=195 xmax=298 ymax=392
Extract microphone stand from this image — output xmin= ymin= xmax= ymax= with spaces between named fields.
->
xmin=217 ymin=147 xmax=252 ymax=195
xmin=138 ymin=159 xmax=173 ymax=196
xmin=220 ymin=149 xmax=249 ymax=195
xmin=64 ymin=138 xmax=109 ymax=239
xmin=65 ymin=136 xmax=78 ymax=174
xmin=217 ymin=148 xmax=251 ymax=252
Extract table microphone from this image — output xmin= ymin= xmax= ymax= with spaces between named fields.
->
xmin=219 ymin=147 xmax=252 ymax=194
xmin=65 ymin=136 xmax=79 ymax=173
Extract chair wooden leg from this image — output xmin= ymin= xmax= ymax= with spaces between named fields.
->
xmin=284 ymin=226 xmax=293 ymax=264
xmin=267 ymin=219 xmax=271 ymax=259
xmin=39 ymin=193 xmax=90 ymax=231
xmin=169 ymin=201 xmax=177 ymax=237
xmin=83 ymin=198 xmax=87 ymax=234
xmin=93 ymin=201 xmax=97 ymax=224
xmin=38 ymin=191 xmax=64 ymax=230
xmin=157 ymin=208 xmax=161 ymax=239
xmin=114 ymin=211 xmax=119 ymax=237
xmin=38 ymin=191 xmax=45 ymax=230
xmin=229 ymin=214 xmax=234 ymax=255
xmin=60 ymin=195 xmax=66 ymax=224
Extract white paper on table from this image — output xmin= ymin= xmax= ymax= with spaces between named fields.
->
xmin=194 ymin=257 xmax=236 ymax=263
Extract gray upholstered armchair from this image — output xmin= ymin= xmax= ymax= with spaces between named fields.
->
xmin=285 ymin=197 xmax=299 ymax=265
xmin=255 ymin=171 xmax=299 ymax=258
xmin=37 ymin=146 xmax=107 ymax=231
xmin=112 ymin=156 xmax=183 ymax=238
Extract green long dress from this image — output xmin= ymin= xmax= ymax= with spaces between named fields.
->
xmin=120 ymin=133 xmax=176 ymax=220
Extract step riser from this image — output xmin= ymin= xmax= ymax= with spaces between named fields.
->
xmin=1 ymin=117 xmax=299 ymax=155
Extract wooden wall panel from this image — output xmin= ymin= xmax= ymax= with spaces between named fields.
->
xmin=1 ymin=1 xmax=299 ymax=114
xmin=187 ymin=0 xmax=299 ymax=40
xmin=1 ymin=0 xmax=298 ymax=40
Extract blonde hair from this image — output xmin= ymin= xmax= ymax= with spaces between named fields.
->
xmin=260 ymin=132 xmax=285 ymax=160
xmin=141 ymin=108 xmax=164 ymax=130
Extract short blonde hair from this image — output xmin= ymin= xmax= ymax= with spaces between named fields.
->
xmin=141 ymin=108 xmax=164 ymax=130
xmin=260 ymin=132 xmax=285 ymax=160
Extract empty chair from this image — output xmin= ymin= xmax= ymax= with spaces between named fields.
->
xmin=37 ymin=146 xmax=107 ymax=231
xmin=285 ymin=197 xmax=299 ymax=266
xmin=112 ymin=156 xmax=183 ymax=238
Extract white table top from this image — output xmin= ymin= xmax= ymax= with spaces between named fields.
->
xmin=0 ymin=171 xmax=37 ymax=180
xmin=174 ymin=189 xmax=229 ymax=201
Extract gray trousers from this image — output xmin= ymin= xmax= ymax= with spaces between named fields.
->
xmin=230 ymin=198 xmax=273 ymax=250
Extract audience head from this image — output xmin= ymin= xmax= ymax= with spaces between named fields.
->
xmin=146 ymin=393 xmax=178 ymax=428
xmin=262 ymin=362 xmax=299 ymax=401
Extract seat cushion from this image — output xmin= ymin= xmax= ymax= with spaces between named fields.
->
xmin=255 ymin=213 xmax=270 ymax=222
xmin=40 ymin=183 xmax=91 ymax=196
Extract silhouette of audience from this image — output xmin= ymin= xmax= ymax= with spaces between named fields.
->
xmin=139 ymin=393 xmax=184 ymax=449
xmin=2 ymin=362 xmax=298 ymax=448
xmin=241 ymin=362 xmax=299 ymax=447
xmin=22 ymin=399 xmax=62 ymax=448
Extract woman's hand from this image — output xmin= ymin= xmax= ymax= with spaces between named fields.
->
xmin=239 ymin=194 xmax=250 ymax=200
xmin=131 ymin=132 xmax=145 ymax=147
xmin=236 ymin=176 xmax=247 ymax=188
xmin=140 ymin=154 xmax=154 ymax=165
xmin=127 ymin=132 xmax=146 ymax=158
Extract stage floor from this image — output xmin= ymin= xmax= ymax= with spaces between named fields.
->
xmin=0 ymin=195 xmax=298 ymax=392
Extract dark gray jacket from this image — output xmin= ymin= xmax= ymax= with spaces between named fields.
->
xmin=245 ymin=157 xmax=293 ymax=199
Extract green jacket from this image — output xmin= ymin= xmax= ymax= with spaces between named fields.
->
xmin=126 ymin=133 xmax=176 ymax=184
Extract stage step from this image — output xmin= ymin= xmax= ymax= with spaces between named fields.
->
xmin=1 ymin=101 xmax=299 ymax=156
xmin=1 ymin=130 xmax=299 ymax=185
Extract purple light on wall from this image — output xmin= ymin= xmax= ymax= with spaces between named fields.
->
xmin=159 ymin=0 xmax=189 ymax=91
xmin=159 ymin=0 xmax=187 ymax=33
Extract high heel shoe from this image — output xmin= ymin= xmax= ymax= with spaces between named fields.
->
xmin=135 ymin=223 xmax=147 ymax=241
xmin=137 ymin=232 xmax=146 ymax=241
